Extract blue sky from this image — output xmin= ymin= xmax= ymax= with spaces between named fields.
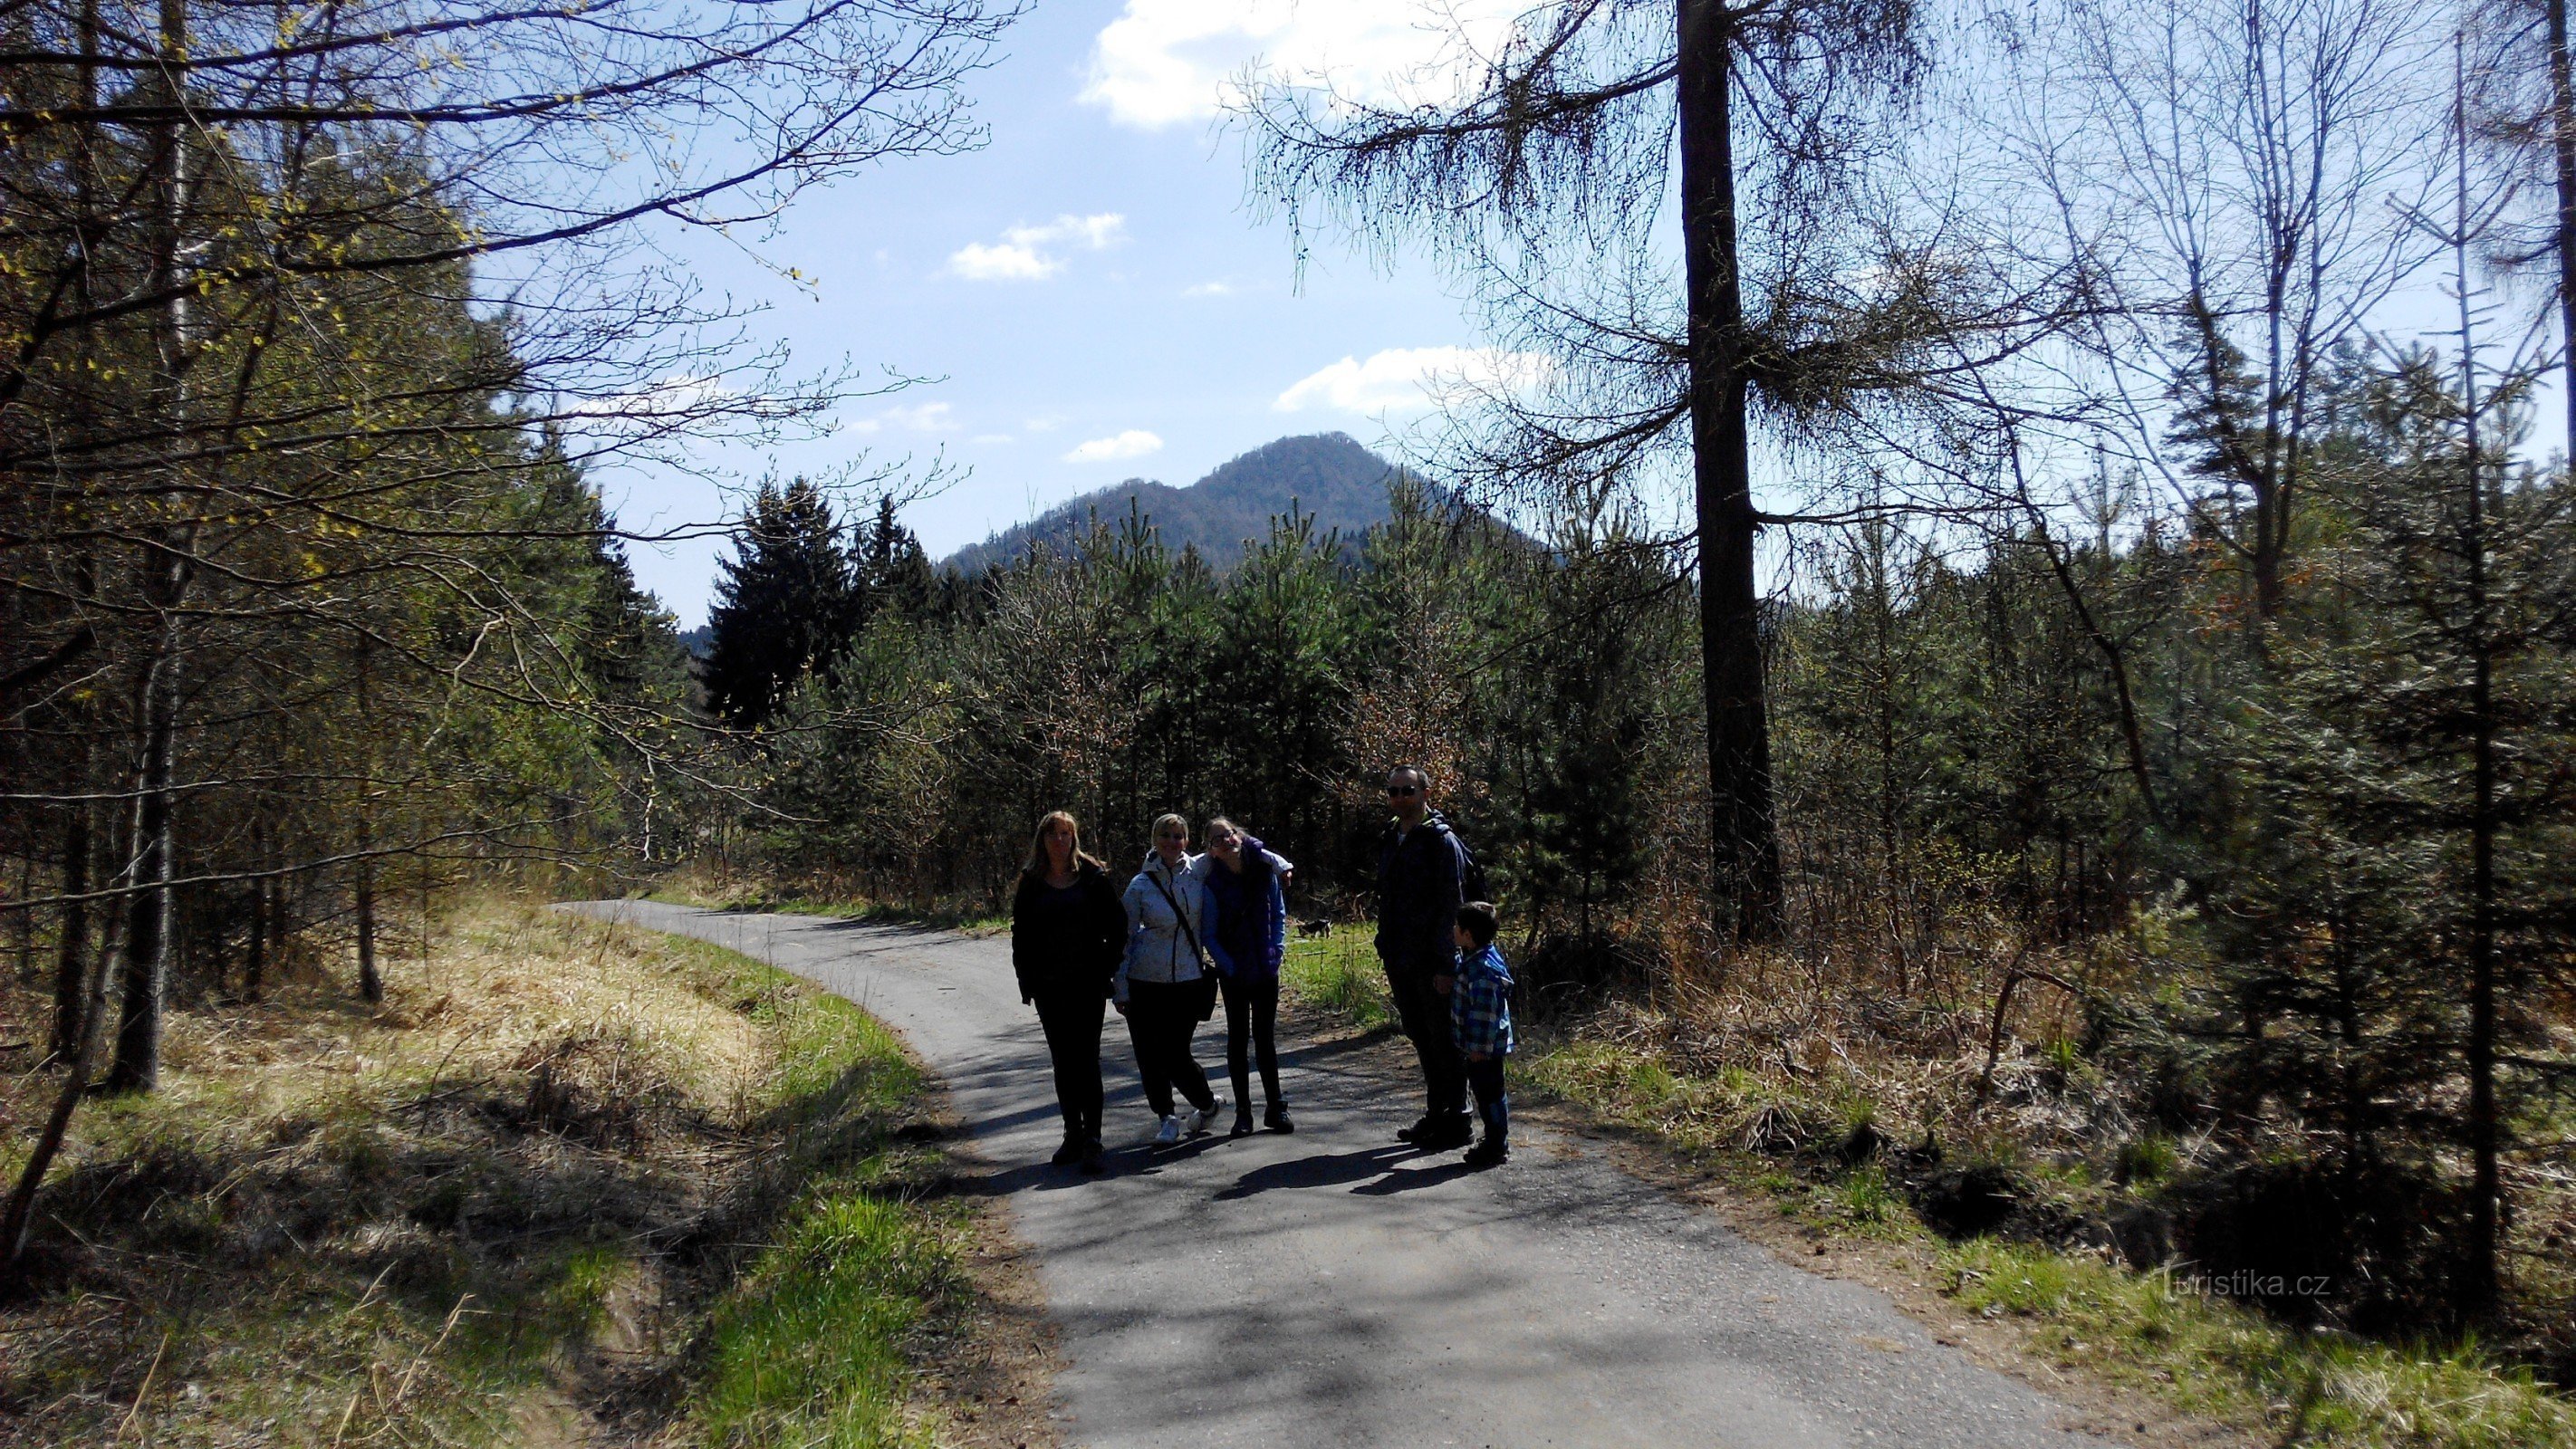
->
xmin=607 ymin=1 xmax=1527 ymax=627
xmin=600 ymin=0 xmax=2568 ymax=628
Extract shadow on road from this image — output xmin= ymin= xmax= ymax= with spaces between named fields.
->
xmin=1350 ymin=1158 xmax=1483 ymax=1195
xmin=1213 ymin=1143 xmax=1430 ymax=1200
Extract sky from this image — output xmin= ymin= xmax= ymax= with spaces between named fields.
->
xmin=598 ymin=0 xmax=2570 ymax=629
xmin=603 ymin=1 xmax=1527 ymax=628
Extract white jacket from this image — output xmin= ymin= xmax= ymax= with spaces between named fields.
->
xmin=1118 ymin=851 xmax=1212 ymax=1002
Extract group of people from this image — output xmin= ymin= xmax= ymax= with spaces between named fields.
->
xmin=1006 ymin=765 xmax=1516 ymax=1175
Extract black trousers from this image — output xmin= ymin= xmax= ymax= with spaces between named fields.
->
xmin=1221 ymin=971 xmax=1282 ymax=1109
xmin=1123 ymin=978 xmax=1216 ymax=1119
xmin=1383 ymin=960 xmax=1468 ymax=1118
xmin=1033 ymin=991 xmax=1106 ymax=1139
xmin=1466 ymin=1055 xmax=1509 ymax=1144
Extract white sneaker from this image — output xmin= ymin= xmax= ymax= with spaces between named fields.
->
xmin=1188 ymin=1096 xmax=1228 ymax=1136
xmin=1154 ymin=1115 xmax=1181 ymax=1145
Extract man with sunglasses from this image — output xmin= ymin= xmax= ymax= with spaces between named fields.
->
xmin=1375 ymin=764 xmax=1475 ymax=1149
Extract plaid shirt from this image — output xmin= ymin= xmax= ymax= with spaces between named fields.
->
xmin=1449 ymin=944 xmax=1515 ymax=1058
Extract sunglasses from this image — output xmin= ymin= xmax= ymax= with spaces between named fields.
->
xmin=1386 ymin=784 xmax=1420 ymax=797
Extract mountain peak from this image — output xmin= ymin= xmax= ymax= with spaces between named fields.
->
xmin=944 ymin=433 xmax=1400 ymax=573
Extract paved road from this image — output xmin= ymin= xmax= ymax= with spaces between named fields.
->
xmin=572 ymin=901 xmax=2116 ymax=1449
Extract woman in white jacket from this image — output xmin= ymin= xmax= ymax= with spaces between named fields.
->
xmin=1117 ymin=812 xmax=1225 ymax=1143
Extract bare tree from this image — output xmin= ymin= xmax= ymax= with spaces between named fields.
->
xmin=1990 ymin=0 xmax=2446 ymax=619
xmin=1 ymin=0 xmax=1017 ymax=1275
xmin=1238 ymin=0 xmax=2056 ymax=940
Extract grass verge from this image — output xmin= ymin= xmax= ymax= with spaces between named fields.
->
xmin=0 ymin=895 xmax=1041 ymax=1449
xmin=1280 ymin=923 xmax=1395 ymax=1033
xmin=640 ymin=863 xmax=1006 ymax=936
xmin=1279 ymin=923 xmax=2574 ymax=1449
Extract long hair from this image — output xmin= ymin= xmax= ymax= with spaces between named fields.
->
xmin=1206 ymin=815 xmax=1270 ymax=881
xmin=1024 ymin=811 xmax=1102 ymax=881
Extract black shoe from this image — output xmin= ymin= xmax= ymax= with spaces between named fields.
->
xmin=1396 ymin=1112 xmax=1441 ymax=1145
xmin=1427 ymin=1113 xmax=1477 ymax=1151
xmin=1264 ymin=1104 xmax=1294 ymax=1134
xmin=1051 ymin=1133 xmax=1083 ymax=1166
xmin=1230 ymin=1110 xmax=1255 ymax=1137
xmin=1078 ymin=1137 xmax=1106 ymax=1174
xmin=1463 ymin=1137 xmax=1509 ymax=1168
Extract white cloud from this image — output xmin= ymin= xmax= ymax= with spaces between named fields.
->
xmin=1183 ymin=280 xmax=1238 ymax=297
xmin=1082 ymin=0 xmax=1524 ymax=130
xmin=971 ymin=433 xmax=1015 ymax=446
xmin=1063 ymin=429 xmax=1165 ymax=463
xmin=947 ymin=241 xmax=1057 ymax=282
xmin=850 ymin=401 xmax=955 ymax=435
xmin=944 ymin=214 xmax=1128 ymax=282
xmin=561 ymin=373 xmax=737 ymax=421
xmin=1023 ymin=413 xmax=1067 ymax=433
xmin=1274 ymin=346 xmax=1549 ymax=414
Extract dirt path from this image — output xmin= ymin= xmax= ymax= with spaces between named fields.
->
xmin=573 ymin=901 xmax=2119 ymax=1449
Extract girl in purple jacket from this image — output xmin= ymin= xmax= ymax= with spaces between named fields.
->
xmin=1203 ymin=817 xmax=1294 ymax=1136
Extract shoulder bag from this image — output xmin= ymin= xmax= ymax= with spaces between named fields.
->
xmin=1145 ymin=868 xmax=1222 ymax=1022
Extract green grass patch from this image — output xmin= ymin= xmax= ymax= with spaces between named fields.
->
xmin=1944 ymin=1240 xmax=2575 ymax=1449
xmin=1514 ymin=1032 xmax=2576 ymax=1449
xmin=1281 ymin=923 xmax=1396 ymax=1032
xmin=699 ymin=1186 xmax=957 ymax=1449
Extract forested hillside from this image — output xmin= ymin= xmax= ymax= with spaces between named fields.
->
xmin=944 ymin=432 xmax=1415 ymax=572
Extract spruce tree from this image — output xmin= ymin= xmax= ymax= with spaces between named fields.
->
xmin=2179 ymin=350 xmax=2576 ymax=1324
xmin=704 ymin=479 xmax=857 ymax=729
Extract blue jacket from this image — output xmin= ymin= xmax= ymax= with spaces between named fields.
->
xmin=1449 ymin=944 xmax=1515 ymax=1058
xmin=1205 ymin=836 xmax=1291 ymax=981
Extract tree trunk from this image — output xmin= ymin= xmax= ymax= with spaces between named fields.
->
xmin=1676 ymin=0 xmax=1783 ymax=943
xmin=44 ymin=798 xmax=91 ymax=1064
xmin=244 ymin=822 xmax=267 ymax=1003
xmin=357 ymin=854 xmax=381 ymax=1003
xmin=46 ymin=0 xmax=104 ymax=1070
xmin=106 ymin=658 xmax=176 ymax=1094
xmin=103 ymin=0 xmax=193 ymax=1095
xmin=13 ymin=855 xmax=31 ymax=984
xmin=2455 ymin=54 xmax=2501 ymax=1316
xmin=354 ymin=642 xmax=381 ymax=1004
xmin=2552 ymin=0 xmax=2576 ymax=455
xmin=2 ymin=908 xmax=121 ymax=1277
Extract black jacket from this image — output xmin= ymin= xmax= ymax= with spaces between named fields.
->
xmin=1375 ymin=811 xmax=1467 ymax=974
xmin=1010 ymin=861 xmax=1127 ymax=1003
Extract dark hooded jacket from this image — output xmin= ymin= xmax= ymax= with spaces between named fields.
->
xmin=1375 ymin=810 xmax=1468 ymax=974
xmin=1009 ymin=859 xmax=1126 ymax=1003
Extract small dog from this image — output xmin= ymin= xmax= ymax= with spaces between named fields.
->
xmin=1295 ymin=917 xmax=1333 ymax=939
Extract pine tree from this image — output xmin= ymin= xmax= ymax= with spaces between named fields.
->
xmin=703 ymin=479 xmax=857 ymax=729
xmin=853 ymin=494 xmax=937 ymax=623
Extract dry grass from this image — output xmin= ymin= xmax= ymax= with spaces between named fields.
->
xmin=0 ymin=894 xmax=999 ymax=1448
xmin=1278 ymin=919 xmax=2576 ymax=1449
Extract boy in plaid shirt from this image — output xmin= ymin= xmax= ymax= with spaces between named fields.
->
xmin=1447 ymin=901 xmax=1515 ymax=1167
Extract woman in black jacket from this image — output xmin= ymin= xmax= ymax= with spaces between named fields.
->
xmin=1010 ymin=811 xmax=1127 ymax=1173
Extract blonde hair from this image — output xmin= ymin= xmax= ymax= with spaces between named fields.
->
xmin=1149 ymin=812 xmax=1190 ymax=851
xmin=1024 ymin=811 xmax=1101 ymax=880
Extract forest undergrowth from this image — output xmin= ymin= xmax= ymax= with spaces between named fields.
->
xmin=1280 ymin=922 xmax=2576 ymax=1449
xmin=0 ymin=897 xmax=1044 ymax=1448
